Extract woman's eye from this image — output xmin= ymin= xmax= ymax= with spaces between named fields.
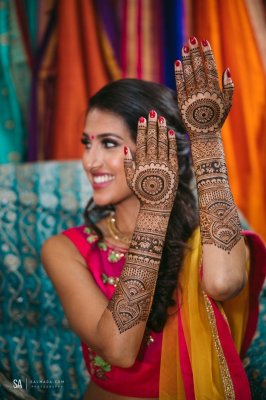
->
xmin=80 ymin=138 xmax=91 ymax=149
xmin=102 ymin=139 xmax=118 ymax=148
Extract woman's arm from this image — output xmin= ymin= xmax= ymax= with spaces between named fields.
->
xmin=175 ymin=37 xmax=247 ymax=301
xmin=42 ymin=112 xmax=179 ymax=368
xmin=97 ymin=112 xmax=179 ymax=366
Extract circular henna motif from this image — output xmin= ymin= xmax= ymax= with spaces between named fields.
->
xmin=132 ymin=163 xmax=175 ymax=205
xmin=142 ymin=175 xmax=164 ymax=196
xmin=181 ymin=92 xmax=225 ymax=133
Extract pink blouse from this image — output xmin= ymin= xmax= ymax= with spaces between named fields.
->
xmin=63 ymin=225 xmax=162 ymax=398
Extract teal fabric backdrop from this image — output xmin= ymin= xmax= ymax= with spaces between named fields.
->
xmin=0 ymin=0 xmax=30 ymax=164
xmin=0 ymin=160 xmax=265 ymax=399
xmin=0 ymin=161 xmax=91 ymax=399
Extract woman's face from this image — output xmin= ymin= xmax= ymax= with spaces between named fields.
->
xmin=82 ymin=108 xmax=137 ymax=207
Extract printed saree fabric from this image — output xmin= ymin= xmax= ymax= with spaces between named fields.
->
xmin=160 ymin=228 xmax=266 ymax=399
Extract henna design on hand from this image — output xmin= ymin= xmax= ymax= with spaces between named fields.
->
xmin=124 ymin=113 xmax=179 ymax=211
xmin=108 ymin=113 xmax=179 ymax=333
xmin=175 ymin=39 xmax=234 ymax=136
xmin=131 ymin=162 xmax=176 ymax=206
xmin=174 ymin=37 xmax=241 ymax=253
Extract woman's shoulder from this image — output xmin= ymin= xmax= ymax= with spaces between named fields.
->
xmin=41 ymin=225 xmax=94 ymax=266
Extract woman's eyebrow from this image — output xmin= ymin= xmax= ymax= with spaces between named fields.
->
xmin=82 ymin=132 xmax=123 ymax=139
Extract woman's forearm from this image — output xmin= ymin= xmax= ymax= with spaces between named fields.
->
xmin=191 ymin=130 xmax=247 ymax=300
xmin=96 ymin=115 xmax=178 ymax=366
xmin=107 ymin=208 xmax=169 ymax=332
xmin=191 ymin=130 xmax=241 ymax=251
xmin=95 ymin=208 xmax=168 ymax=367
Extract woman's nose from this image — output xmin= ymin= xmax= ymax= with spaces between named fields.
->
xmin=83 ymin=145 xmax=103 ymax=170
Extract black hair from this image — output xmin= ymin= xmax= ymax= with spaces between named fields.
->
xmin=84 ymin=78 xmax=198 ymax=331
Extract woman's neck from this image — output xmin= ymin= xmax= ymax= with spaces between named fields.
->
xmin=96 ymin=196 xmax=140 ymax=250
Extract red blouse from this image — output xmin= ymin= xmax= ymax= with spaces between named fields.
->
xmin=63 ymin=225 xmax=162 ymax=398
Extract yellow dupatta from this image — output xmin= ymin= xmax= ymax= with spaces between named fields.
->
xmin=159 ymin=228 xmax=253 ymax=399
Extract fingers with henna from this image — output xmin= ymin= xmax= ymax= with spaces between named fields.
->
xmin=136 ymin=116 xmax=147 ymax=164
xmin=157 ymin=116 xmax=168 ymax=161
xmin=146 ymin=110 xmax=158 ymax=162
xmin=201 ymin=39 xmax=220 ymax=92
xmin=188 ymin=36 xmax=207 ymax=89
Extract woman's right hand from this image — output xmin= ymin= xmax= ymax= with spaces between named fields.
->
xmin=124 ymin=110 xmax=179 ymax=214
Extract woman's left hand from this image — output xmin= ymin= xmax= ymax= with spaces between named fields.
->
xmin=174 ymin=37 xmax=234 ymax=137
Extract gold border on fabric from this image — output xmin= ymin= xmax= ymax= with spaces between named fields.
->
xmin=203 ymin=292 xmax=235 ymax=400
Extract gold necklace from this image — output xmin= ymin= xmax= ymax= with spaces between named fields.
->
xmin=107 ymin=213 xmax=132 ymax=246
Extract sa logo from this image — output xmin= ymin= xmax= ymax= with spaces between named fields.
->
xmin=13 ymin=379 xmax=23 ymax=388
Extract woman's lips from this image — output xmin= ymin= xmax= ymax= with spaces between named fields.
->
xmin=91 ymin=174 xmax=115 ymax=189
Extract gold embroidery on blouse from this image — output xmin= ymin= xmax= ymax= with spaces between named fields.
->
xmin=203 ymin=292 xmax=235 ymax=400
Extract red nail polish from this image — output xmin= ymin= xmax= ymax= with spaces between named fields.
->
xmin=139 ymin=116 xmax=145 ymax=123
xmin=226 ymin=68 xmax=231 ymax=78
xmin=175 ymin=60 xmax=181 ymax=67
xmin=124 ymin=146 xmax=128 ymax=155
xmin=183 ymin=45 xmax=189 ymax=53
xmin=169 ymin=130 xmax=175 ymax=136
xmin=158 ymin=116 xmax=164 ymax=124
xmin=202 ymin=39 xmax=208 ymax=47
xmin=149 ymin=110 xmax=156 ymax=118
xmin=190 ymin=36 xmax=196 ymax=45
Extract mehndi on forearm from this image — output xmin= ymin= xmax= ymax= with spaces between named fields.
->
xmin=107 ymin=209 xmax=169 ymax=333
xmin=190 ymin=130 xmax=242 ymax=253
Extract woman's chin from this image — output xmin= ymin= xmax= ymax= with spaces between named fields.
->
xmin=93 ymin=195 xmax=113 ymax=208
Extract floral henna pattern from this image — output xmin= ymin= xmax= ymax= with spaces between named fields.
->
xmin=108 ymin=113 xmax=179 ymax=333
xmin=175 ymin=37 xmax=241 ymax=252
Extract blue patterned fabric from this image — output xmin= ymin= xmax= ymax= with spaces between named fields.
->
xmin=0 ymin=161 xmax=91 ymax=399
xmin=0 ymin=160 xmax=265 ymax=399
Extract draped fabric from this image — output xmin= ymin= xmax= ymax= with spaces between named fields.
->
xmin=160 ymin=228 xmax=266 ymax=400
xmin=191 ymin=0 xmax=266 ymax=241
xmin=1 ymin=0 xmax=265 ymax=241
xmin=0 ymin=0 xmax=30 ymax=163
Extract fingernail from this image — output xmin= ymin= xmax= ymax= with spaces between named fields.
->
xmin=158 ymin=116 xmax=164 ymax=124
xmin=169 ymin=130 xmax=175 ymax=136
xmin=226 ymin=68 xmax=231 ymax=78
xmin=124 ymin=146 xmax=128 ymax=155
xmin=189 ymin=36 xmax=196 ymax=45
xmin=201 ymin=39 xmax=208 ymax=47
xmin=139 ymin=116 xmax=145 ymax=123
xmin=183 ymin=45 xmax=189 ymax=53
xmin=175 ymin=60 xmax=181 ymax=67
xmin=149 ymin=110 xmax=156 ymax=118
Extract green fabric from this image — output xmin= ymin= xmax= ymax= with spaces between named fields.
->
xmin=0 ymin=0 xmax=30 ymax=164
xmin=23 ymin=0 xmax=38 ymax=52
